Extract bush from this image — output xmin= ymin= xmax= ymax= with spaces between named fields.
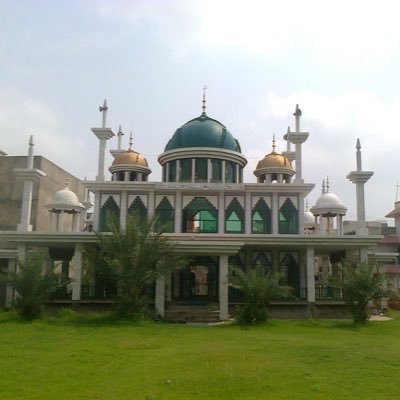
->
xmin=7 ymin=254 xmax=58 ymax=320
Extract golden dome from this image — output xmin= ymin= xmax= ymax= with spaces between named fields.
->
xmin=256 ymin=151 xmax=293 ymax=170
xmin=112 ymin=149 xmax=148 ymax=167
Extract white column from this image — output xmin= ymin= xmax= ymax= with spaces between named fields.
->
xmin=17 ymin=180 xmax=34 ymax=231
xmin=218 ymin=191 xmax=225 ymax=234
xmin=222 ymin=161 xmax=226 ymax=183
xmin=192 ymin=159 xmax=196 ymax=182
xmin=272 ymin=193 xmax=278 ymax=234
xmin=92 ymin=192 xmax=101 ymax=231
xmin=72 ymin=244 xmax=83 ymax=301
xmin=155 ymin=276 xmax=165 ymax=317
xmin=120 ymin=191 xmax=127 ymax=228
xmin=244 ymin=192 xmax=251 ymax=234
xmin=148 ymin=190 xmax=155 ymax=217
xmin=207 ymin=159 xmax=212 ymax=182
xmin=175 ymin=191 xmax=182 ymax=233
xmin=219 ymin=255 xmax=229 ymax=320
xmin=96 ymin=138 xmax=107 ymax=181
xmin=306 ymin=246 xmax=316 ymax=302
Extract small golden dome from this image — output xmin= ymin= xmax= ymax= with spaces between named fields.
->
xmin=256 ymin=151 xmax=293 ymax=170
xmin=112 ymin=149 xmax=148 ymax=167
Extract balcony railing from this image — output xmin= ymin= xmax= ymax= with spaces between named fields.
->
xmin=315 ymin=285 xmax=343 ymax=301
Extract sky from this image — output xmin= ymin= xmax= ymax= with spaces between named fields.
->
xmin=1 ymin=0 xmax=400 ymax=223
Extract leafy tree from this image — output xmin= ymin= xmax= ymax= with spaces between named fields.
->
xmin=87 ymin=214 xmax=186 ymax=319
xmin=229 ymin=267 xmax=291 ymax=325
xmin=6 ymin=254 xmax=58 ymax=319
xmin=332 ymin=261 xmax=386 ymax=324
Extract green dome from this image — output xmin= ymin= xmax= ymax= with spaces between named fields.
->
xmin=164 ymin=113 xmax=242 ymax=152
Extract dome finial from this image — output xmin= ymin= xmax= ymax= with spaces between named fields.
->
xmin=272 ymin=134 xmax=276 ymax=153
xmin=202 ymin=85 xmax=207 ymax=115
xmin=64 ymin=177 xmax=69 ymax=189
xmin=326 ymin=176 xmax=330 ymax=192
xmin=129 ymin=131 xmax=133 ymax=150
xmin=305 ymin=198 xmax=309 ymax=212
xmin=322 ymin=179 xmax=326 ymax=194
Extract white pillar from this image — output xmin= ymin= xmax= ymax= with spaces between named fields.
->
xmin=306 ymin=246 xmax=315 ymax=302
xmin=17 ymin=180 xmax=34 ymax=231
xmin=155 ymin=276 xmax=165 ymax=317
xmin=97 ymin=138 xmax=107 ymax=181
xmin=219 ymin=255 xmax=229 ymax=320
xmin=120 ymin=191 xmax=127 ymax=228
xmin=244 ymin=192 xmax=251 ymax=234
xmin=272 ymin=193 xmax=278 ymax=234
xmin=72 ymin=244 xmax=83 ymax=301
xmin=218 ymin=191 xmax=225 ymax=234
xmin=175 ymin=191 xmax=182 ymax=233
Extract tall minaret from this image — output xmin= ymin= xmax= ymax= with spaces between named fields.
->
xmin=92 ymin=99 xmax=115 ymax=181
xmin=285 ymin=104 xmax=309 ymax=183
xmin=346 ymin=139 xmax=373 ymax=235
xmin=15 ymin=135 xmax=45 ymax=231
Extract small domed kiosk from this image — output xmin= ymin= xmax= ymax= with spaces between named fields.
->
xmin=254 ymin=136 xmax=295 ymax=183
xmin=310 ymin=179 xmax=347 ymax=235
xmin=109 ymin=133 xmax=151 ymax=182
xmin=45 ymin=179 xmax=85 ymax=232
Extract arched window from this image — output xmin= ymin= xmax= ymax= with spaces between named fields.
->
xmin=183 ymin=197 xmax=217 ymax=233
xmin=279 ymin=198 xmax=298 ymax=234
xmin=195 ymin=158 xmax=208 ymax=182
xmin=225 ymin=161 xmax=236 ymax=183
xmin=211 ymin=159 xmax=222 ymax=182
xmin=252 ymin=251 xmax=272 ymax=274
xmin=252 ymin=198 xmax=272 ymax=234
xmin=225 ymin=197 xmax=244 ymax=233
xmin=279 ymin=252 xmax=300 ymax=298
xmin=179 ymin=159 xmax=192 ymax=182
xmin=128 ymin=196 xmax=147 ymax=220
xmin=154 ymin=197 xmax=174 ymax=233
xmin=99 ymin=196 xmax=120 ymax=232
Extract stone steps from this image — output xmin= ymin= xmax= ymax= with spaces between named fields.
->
xmin=165 ymin=303 xmax=220 ymax=323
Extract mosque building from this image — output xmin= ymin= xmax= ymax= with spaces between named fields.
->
xmin=0 ymin=96 xmax=386 ymax=320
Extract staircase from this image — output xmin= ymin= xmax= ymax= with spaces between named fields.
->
xmin=164 ymin=302 xmax=220 ymax=323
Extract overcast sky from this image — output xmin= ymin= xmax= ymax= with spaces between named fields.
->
xmin=1 ymin=0 xmax=400 ymax=223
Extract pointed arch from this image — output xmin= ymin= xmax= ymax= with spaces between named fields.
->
xmin=225 ymin=197 xmax=244 ymax=233
xmin=279 ymin=198 xmax=298 ymax=234
xmin=182 ymin=197 xmax=217 ymax=233
xmin=155 ymin=197 xmax=175 ymax=233
xmin=128 ymin=196 xmax=147 ymax=221
xmin=99 ymin=196 xmax=120 ymax=232
xmin=252 ymin=198 xmax=272 ymax=234
xmin=252 ymin=251 xmax=272 ymax=274
xmin=279 ymin=251 xmax=301 ymax=298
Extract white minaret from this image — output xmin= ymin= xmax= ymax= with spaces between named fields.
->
xmin=285 ymin=104 xmax=309 ymax=183
xmin=117 ymin=125 xmax=124 ymax=151
xmin=92 ymin=99 xmax=115 ymax=181
xmin=15 ymin=135 xmax=46 ymax=231
xmin=346 ymin=139 xmax=373 ymax=235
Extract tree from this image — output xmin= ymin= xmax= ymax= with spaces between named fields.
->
xmin=6 ymin=254 xmax=58 ymax=319
xmin=332 ymin=261 xmax=386 ymax=324
xmin=87 ymin=214 xmax=186 ymax=319
xmin=229 ymin=267 xmax=291 ymax=325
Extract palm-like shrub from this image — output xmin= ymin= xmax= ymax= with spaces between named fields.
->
xmin=230 ymin=267 xmax=291 ymax=325
xmin=332 ymin=261 xmax=386 ymax=324
xmin=7 ymin=254 xmax=58 ymax=319
xmin=87 ymin=214 xmax=186 ymax=319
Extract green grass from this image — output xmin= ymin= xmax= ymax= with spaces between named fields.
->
xmin=1 ymin=311 xmax=400 ymax=400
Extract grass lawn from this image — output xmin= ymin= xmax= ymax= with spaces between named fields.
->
xmin=1 ymin=311 xmax=400 ymax=400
